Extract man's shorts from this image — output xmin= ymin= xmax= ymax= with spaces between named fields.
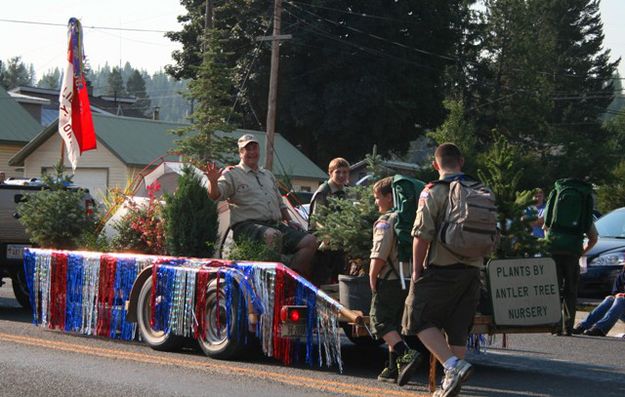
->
xmin=370 ymin=278 xmax=408 ymax=338
xmin=232 ymin=220 xmax=309 ymax=254
xmin=402 ymin=264 xmax=480 ymax=346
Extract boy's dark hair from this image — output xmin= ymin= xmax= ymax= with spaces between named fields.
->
xmin=373 ymin=176 xmax=393 ymax=196
xmin=435 ymin=143 xmax=463 ymax=169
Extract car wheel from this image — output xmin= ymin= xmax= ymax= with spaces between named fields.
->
xmin=11 ymin=267 xmax=31 ymax=310
xmin=196 ymin=278 xmax=246 ymax=359
xmin=136 ymin=275 xmax=184 ymax=351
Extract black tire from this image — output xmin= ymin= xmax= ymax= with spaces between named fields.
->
xmin=136 ymin=275 xmax=184 ymax=351
xmin=341 ymin=323 xmax=384 ymax=346
xmin=11 ymin=267 xmax=31 ymax=310
xmin=196 ymin=278 xmax=246 ymax=359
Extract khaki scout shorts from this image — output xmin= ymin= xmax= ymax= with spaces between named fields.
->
xmin=232 ymin=220 xmax=309 ymax=255
xmin=402 ymin=265 xmax=480 ymax=346
xmin=370 ymin=278 xmax=408 ymax=338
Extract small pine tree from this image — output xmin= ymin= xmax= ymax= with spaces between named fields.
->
xmin=173 ymin=28 xmax=238 ymax=164
xmin=311 ymin=185 xmax=378 ymax=267
xmin=478 ymin=135 xmax=547 ymax=258
xmin=163 ymin=166 xmax=219 ymax=257
xmin=16 ymin=162 xmax=97 ymax=249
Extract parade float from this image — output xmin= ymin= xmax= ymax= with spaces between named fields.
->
xmin=23 ymin=248 xmax=359 ymax=371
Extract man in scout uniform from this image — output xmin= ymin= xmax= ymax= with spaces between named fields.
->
xmin=204 ymin=134 xmax=318 ymax=277
xmin=369 ymin=177 xmax=420 ymax=385
xmin=403 ymin=143 xmax=481 ymax=397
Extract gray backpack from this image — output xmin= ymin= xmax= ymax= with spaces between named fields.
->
xmin=436 ymin=178 xmax=498 ymax=259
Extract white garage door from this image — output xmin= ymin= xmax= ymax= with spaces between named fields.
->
xmin=71 ymin=169 xmax=109 ymax=200
xmin=43 ymin=167 xmax=109 ymax=201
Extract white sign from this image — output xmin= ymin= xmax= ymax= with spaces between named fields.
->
xmin=488 ymin=257 xmax=561 ymax=326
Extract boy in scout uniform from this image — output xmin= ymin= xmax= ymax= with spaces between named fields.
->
xmin=204 ymin=134 xmax=318 ymax=277
xmin=369 ymin=177 xmax=420 ymax=385
xmin=403 ymin=143 xmax=481 ymax=397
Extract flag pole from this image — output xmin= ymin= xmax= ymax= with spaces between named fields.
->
xmin=60 ymin=138 xmax=65 ymax=166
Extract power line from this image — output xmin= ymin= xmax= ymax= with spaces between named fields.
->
xmin=283 ymin=8 xmax=438 ymax=71
xmin=287 ymin=0 xmax=419 ymax=23
xmin=286 ymin=1 xmax=623 ymax=83
xmin=0 ymin=18 xmax=170 ymax=33
xmin=286 ymin=1 xmax=456 ymax=62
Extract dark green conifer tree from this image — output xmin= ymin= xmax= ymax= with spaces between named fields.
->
xmin=164 ymin=166 xmax=219 ymax=257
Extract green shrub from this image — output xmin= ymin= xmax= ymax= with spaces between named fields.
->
xmin=16 ymin=163 xmax=97 ymax=249
xmin=163 ymin=166 xmax=218 ymax=257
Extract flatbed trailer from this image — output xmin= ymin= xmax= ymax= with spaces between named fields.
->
xmin=23 ymin=248 xmax=364 ymax=371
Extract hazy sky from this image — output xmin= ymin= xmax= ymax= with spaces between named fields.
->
xmin=0 ymin=0 xmax=623 ymax=80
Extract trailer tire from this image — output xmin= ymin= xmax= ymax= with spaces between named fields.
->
xmin=137 ymin=275 xmax=184 ymax=351
xmin=11 ymin=267 xmax=31 ymax=310
xmin=197 ymin=278 xmax=245 ymax=360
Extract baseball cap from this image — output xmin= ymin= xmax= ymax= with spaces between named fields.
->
xmin=237 ymin=134 xmax=259 ymax=149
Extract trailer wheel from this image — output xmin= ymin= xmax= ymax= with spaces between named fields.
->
xmin=197 ymin=278 xmax=245 ymax=359
xmin=137 ymin=276 xmax=184 ymax=351
xmin=11 ymin=267 xmax=31 ymax=309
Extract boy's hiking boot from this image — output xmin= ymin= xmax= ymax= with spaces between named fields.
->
xmin=433 ymin=359 xmax=473 ymax=397
xmin=396 ymin=348 xmax=420 ymax=386
xmin=377 ymin=362 xmax=398 ymax=383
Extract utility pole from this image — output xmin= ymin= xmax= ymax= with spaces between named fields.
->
xmin=263 ymin=0 xmax=284 ymax=171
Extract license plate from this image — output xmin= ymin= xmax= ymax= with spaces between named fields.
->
xmin=279 ymin=323 xmax=306 ymax=338
xmin=579 ymin=256 xmax=587 ymax=274
xmin=7 ymin=244 xmax=30 ymax=260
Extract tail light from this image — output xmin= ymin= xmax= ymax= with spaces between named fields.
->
xmin=280 ymin=305 xmax=307 ymax=323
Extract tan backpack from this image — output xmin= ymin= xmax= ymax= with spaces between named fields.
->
xmin=436 ymin=178 xmax=498 ymax=259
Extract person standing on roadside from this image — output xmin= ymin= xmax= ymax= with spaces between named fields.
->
xmin=543 ymin=177 xmax=598 ymax=336
xmin=403 ymin=143 xmax=490 ymax=397
xmin=523 ymin=188 xmax=546 ymax=238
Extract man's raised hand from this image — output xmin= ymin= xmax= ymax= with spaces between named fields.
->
xmin=203 ymin=162 xmax=223 ymax=182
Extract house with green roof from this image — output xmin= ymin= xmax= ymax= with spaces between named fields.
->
xmin=9 ymin=113 xmax=326 ymax=199
xmin=0 ymin=86 xmax=43 ymax=178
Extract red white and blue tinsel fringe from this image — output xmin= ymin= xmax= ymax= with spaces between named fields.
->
xmin=23 ymin=248 xmax=343 ymax=371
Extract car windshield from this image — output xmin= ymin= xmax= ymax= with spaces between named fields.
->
xmin=595 ymin=209 xmax=625 ymax=238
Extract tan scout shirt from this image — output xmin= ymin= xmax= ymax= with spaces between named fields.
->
xmin=370 ymin=212 xmax=407 ymax=279
xmin=217 ymin=162 xmax=286 ymax=226
xmin=411 ymin=172 xmax=482 ymax=268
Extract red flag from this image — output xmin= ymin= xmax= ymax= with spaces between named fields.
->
xmin=59 ymin=18 xmax=96 ymax=170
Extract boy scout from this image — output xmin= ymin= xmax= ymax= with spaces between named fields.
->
xmin=369 ymin=177 xmax=420 ymax=385
xmin=403 ymin=143 xmax=481 ymax=397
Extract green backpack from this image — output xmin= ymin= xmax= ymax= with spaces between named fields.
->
xmin=391 ymin=174 xmax=426 ymax=265
xmin=544 ymin=178 xmax=594 ymax=254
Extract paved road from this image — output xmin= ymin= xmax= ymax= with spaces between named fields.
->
xmin=1 ymin=281 xmax=624 ymax=396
